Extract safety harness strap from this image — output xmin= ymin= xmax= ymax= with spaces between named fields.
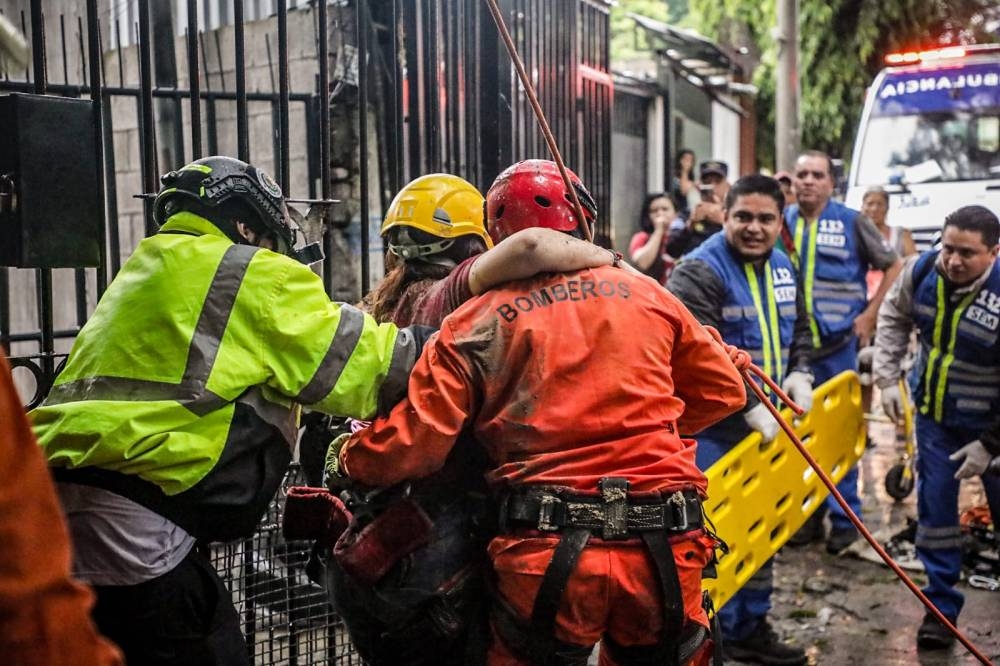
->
xmin=530 ymin=527 xmax=591 ymax=640
xmin=642 ymin=529 xmax=685 ymax=657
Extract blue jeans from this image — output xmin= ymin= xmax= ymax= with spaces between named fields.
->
xmin=697 ymin=435 xmax=773 ymax=641
xmin=914 ymin=415 xmax=1000 ymax=621
xmin=810 ymin=339 xmax=863 ymax=532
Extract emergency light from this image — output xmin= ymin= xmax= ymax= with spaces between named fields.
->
xmin=884 ymin=43 xmax=1000 ymax=65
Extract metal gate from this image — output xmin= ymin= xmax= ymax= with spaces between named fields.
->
xmin=1 ymin=1 xmax=612 ymax=664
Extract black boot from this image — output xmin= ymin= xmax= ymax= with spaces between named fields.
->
xmin=916 ymin=612 xmax=956 ymax=650
xmin=723 ymin=620 xmax=808 ymax=665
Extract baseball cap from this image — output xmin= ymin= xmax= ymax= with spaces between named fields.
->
xmin=699 ymin=160 xmax=728 ymax=180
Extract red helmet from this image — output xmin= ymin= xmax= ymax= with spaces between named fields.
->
xmin=485 ymin=159 xmax=597 ymax=244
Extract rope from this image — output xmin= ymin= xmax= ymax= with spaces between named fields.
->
xmin=482 ymin=0 xmax=592 ymax=242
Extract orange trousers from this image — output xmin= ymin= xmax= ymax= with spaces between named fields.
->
xmin=487 ymin=531 xmax=716 ymax=666
xmin=0 ymin=352 xmax=122 ymax=666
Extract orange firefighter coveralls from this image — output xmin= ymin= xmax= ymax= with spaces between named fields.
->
xmin=341 ymin=265 xmax=746 ymax=665
xmin=0 ymin=351 xmax=123 ymax=666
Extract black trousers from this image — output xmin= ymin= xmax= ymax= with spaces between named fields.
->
xmin=92 ymin=548 xmax=249 ymax=666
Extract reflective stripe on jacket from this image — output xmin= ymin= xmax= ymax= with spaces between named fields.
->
xmin=684 ymin=233 xmax=798 ymax=381
xmin=785 ymin=200 xmax=867 ymax=346
xmin=911 ymin=251 xmax=1000 ymax=430
xmin=32 ymin=212 xmax=416 ymax=540
xmin=342 ymin=266 xmax=747 ymax=494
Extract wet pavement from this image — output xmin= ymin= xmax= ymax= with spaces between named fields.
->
xmin=759 ymin=418 xmax=1000 ymax=665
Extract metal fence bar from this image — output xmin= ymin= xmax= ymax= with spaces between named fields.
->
xmin=277 ymin=0 xmax=290 ymax=195
xmin=137 ymin=0 xmax=156 ymax=236
xmin=234 ymin=0 xmax=248 ymax=162
xmin=85 ymin=0 xmax=108 ymax=296
xmin=187 ymin=0 xmax=202 ymax=159
xmin=358 ymin=0 xmax=370 ymax=295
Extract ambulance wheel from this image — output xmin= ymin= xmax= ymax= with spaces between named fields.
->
xmin=885 ymin=464 xmax=914 ymax=501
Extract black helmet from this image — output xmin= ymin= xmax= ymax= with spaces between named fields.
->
xmin=153 ymin=156 xmax=294 ymax=254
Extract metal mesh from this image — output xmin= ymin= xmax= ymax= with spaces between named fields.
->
xmin=211 ymin=463 xmax=365 ymax=666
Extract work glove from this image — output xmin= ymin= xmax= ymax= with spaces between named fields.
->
xmin=324 ymin=433 xmax=352 ymax=492
xmin=857 ymin=345 xmax=876 ymax=367
xmin=745 ymin=402 xmax=780 ymax=443
xmin=880 ymin=383 xmax=904 ymax=423
xmin=781 ymin=371 xmax=814 ymax=413
xmin=950 ymin=440 xmax=993 ymax=480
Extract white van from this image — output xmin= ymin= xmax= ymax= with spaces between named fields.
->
xmin=846 ymin=45 xmax=1000 ymax=250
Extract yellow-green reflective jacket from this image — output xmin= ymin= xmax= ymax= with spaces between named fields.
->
xmin=32 ymin=212 xmax=420 ymax=540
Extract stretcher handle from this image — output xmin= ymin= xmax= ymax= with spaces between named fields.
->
xmin=742 ymin=363 xmax=993 ymax=666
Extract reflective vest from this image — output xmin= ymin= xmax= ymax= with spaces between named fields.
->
xmin=32 ymin=212 xmax=415 ymax=541
xmin=784 ymin=200 xmax=867 ymax=347
xmin=911 ymin=251 xmax=1000 ymax=430
xmin=684 ymin=233 xmax=798 ymax=386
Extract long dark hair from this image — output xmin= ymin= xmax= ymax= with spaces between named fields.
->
xmin=363 ymin=230 xmax=487 ymax=323
xmin=674 ymin=149 xmax=695 ymax=180
xmin=638 ymin=192 xmax=675 ymax=234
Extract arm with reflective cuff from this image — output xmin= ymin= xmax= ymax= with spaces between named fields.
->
xmin=260 ymin=256 xmax=420 ymax=420
xmin=341 ymin=322 xmax=475 ymax=487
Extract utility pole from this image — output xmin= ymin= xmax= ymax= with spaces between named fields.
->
xmin=775 ymin=0 xmax=799 ymax=171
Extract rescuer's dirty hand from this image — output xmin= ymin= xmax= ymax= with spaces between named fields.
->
xmin=950 ymin=440 xmax=992 ymax=480
xmin=781 ymin=371 xmax=814 ymax=413
xmin=745 ymin=403 xmax=779 ymax=443
xmin=880 ymin=383 xmax=904 ymax=423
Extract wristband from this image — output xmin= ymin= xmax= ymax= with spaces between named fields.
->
xmin=610 ymin=250 xmax=623 ymax=268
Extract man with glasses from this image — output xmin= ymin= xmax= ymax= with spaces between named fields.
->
xmin=784 ymin=150 xmax=902 ymax=554
xmin=668 ymin=174 xmax=813 ymax=665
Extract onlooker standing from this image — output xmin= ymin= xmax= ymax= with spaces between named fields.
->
xmin=668 ymin=175 xmax=812 ymax=665
xmin=629 ymin=192 xmax=683 ymax=285
xmin=873 ymin=205 xmax=1000 ymax=650
xmin=672 ymin=148 xmax=701 ymax=218
xmin=667 ymin=160 xmax=731 ymax=258
xmin=784 ymin=150 xmax=903 ymax=553
xmin=774 ymin=171 xmax=796 ymax=210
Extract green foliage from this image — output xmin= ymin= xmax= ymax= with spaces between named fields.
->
xmin=687 ymin=0 xmax=1000 ymax=168
xmin=611 ymin=0 xmax=687 ymax=60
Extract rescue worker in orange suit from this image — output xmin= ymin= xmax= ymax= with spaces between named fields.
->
xmin=668 ymin=175 xmax=812 ymax=665
xmin=301 ymin=173 xmax=623 ymax=666
xmin=0 ymin=350 xmax=123 ymax=666
xmin=335 ymin=159 xmax=747 ymax=665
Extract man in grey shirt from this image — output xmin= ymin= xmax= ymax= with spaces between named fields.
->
xmin=783 ymin=150 xmax=903 ymax=554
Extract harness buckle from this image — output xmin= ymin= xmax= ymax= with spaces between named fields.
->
xmin=599 ymin=477 xmax=630 ymax=540
xmin=668 ymin=490 xmax=689 ymax=532
xmin=536 ymin=495 xmax=560 ymax=532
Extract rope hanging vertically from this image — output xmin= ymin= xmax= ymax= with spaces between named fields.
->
xmin=483 ymin=0 xmax=592 ymax=242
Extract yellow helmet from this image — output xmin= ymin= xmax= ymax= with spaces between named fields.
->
xmin=381 ymin=174 xmax=493 ymax=260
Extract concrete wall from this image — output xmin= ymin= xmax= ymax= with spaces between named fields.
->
xmin=2 ymin=2 xmax=380 ymax=402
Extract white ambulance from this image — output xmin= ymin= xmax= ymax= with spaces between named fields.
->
xmin=846 ymin=44 xmax=1000 ymax=249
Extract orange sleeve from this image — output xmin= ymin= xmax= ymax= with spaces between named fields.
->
xmin=666 ymin=293 xmax=748 ymax=434
xmin=0 ymin=353 xmax=123 ymax=666
xmin=341 ymin=324 xmax=475 ymax=487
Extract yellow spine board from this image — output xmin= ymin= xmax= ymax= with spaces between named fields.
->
xmin=702 ymin=371 xmax=866 ymax=609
